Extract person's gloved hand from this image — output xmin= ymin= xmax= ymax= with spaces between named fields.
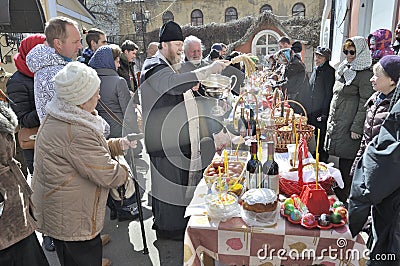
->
xmin=193 ymin=60 xmax=227 ymax=81
xmin=119 ymin=137 xmax=138 ymax=151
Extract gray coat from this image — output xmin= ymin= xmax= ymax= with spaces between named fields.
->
xmin=325 ymin=69 xmax=374 ymax=159
xmin=95 ymin=68 xmax=131 ymax=138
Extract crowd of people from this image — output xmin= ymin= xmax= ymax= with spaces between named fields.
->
xmin=0 ymin=15 xmax=399 ymax=266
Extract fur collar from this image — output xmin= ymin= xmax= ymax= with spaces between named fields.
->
xmin=0 ymin=102 xmax=18 ymax=134
xmin=46 ymin=97 xmax=104 ymax=136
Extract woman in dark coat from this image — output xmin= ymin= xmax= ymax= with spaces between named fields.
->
xmin=325 ymin=36 xmax=374 ymax=203
xmin=305 ymin=46 xmax=335 ymax=162
xmin=89 ymin=44 xmax=139 ymax=221
xmin=349 ymin=81 xmax=400 ymax=265
xmin=276 ymin=48 xmax=309 ymax=115
xmin=6 ymin=34 xmax=46 ymax=174
xmin=89 ymin=44 xmax=132 ymax=139
xmin=350 ymin=55 xmax=400 ymax=176
xmin=0 ymin=100 xmax=49 ymax=266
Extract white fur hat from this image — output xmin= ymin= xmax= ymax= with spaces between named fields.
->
xmin=54 ymin=62 xmax=100 ymax=105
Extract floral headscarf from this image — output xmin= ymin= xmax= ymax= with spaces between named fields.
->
xmin=336 ymin=36 xmax=372 ymax=85
xmin=367 ymin=29 xmax=394 ymax=61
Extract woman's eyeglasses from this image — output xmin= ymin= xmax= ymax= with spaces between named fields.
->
xmin=343 ymin=50 xmax=356 ymax=55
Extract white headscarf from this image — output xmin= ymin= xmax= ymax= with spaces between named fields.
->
xmin=336 ymin=36 xmax=372 ymax=85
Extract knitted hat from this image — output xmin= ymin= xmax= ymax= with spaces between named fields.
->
xmin=54 ymin=62 xmax=100 ymax=105
xmin=379 ymin=55 xmax=400 ymax=84
xmin=211 ymin=43 xmax=222 ymax=51
xmin=159 ymin=21 xmax=183 ymax=43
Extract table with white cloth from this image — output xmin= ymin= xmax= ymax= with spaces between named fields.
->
xmin=183 ymin=153 xmax=367 ymax=266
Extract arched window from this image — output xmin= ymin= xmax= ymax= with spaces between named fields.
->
xmin=225 ymin=7 xmax=238 ymax=22
xmin=191 ymin=9 xmax=203 ymax=26
xmin=260 ymin=4 xmax=273 ymax=14
xmin=162 ymin=11 xmax=174 ymax=24
xmin=251 ymin=30 xmax=280 ymax=65
xmin=292 ymin=3 xmax=305 ymax=17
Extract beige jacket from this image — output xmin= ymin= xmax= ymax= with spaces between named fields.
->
xmin=31 ymin=98 xmax=128 ymax=241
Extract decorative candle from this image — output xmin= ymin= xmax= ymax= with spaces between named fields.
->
xmin=294 ymin=133 xmax=299 ymax=167
xmin=316 ymin=128 xmax=321 ymax=157
xmin=315 ymin=153 xmax=319 ymax=189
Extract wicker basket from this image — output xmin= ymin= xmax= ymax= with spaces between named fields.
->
xmin=273 ymin=99 xmax=308 ymax=128
xmin=279 ymin=176 xmax=335 ymax=197
xmin=275 ymin=124 xmax=314 ymax=153
xmin=274 ymin=100 xmax=314 ymax=153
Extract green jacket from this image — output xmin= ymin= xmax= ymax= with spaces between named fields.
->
xmin=325 ymin=69 xmax=374 ymax=159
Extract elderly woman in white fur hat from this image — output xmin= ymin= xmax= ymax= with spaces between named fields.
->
xmin=31 ymin=62 xmax=137 ymax=266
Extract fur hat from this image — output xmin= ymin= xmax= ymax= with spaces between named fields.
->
xmin=379 ymin=55 xmax=400 ymax=84
xmin=0 ymin=102 xmax=18 ymax=135
xmin=54 ymin=62 xmax=100 ymax=105
xmin=159 ymin=21 xmax=183 ymax=43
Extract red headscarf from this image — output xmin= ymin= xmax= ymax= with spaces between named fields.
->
xmin=13 ymin=34 xmax=46 ymax=78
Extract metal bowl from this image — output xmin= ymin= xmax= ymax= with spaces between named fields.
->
xmin=202 ymin=74 xmax=232 ymax=99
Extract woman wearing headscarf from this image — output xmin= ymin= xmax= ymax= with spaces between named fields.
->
xmin=89 ymin=44 xmax=132 ymax=139
xmin=89 ymin=44 xmax=140 ymax=222
xmin=367 ymin=29 xmax=394 ymax=65
xmin=0 ymin=100 xmax=49 ymax=266
xmin=275 ymin=47 xmax=309 ymax=114
xmin=325 ymin=36 xmax=374 ymax=204
xmin=6 ymin=34 xmax=46 ymax=175
xmin=31 ymin=62 xmax=136 ymax=266
xmin=349 ymin=80 xmax=400 ymax=265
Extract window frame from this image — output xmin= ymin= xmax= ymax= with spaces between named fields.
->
xmin=260 ymin=4 xmax=273 ymax=14
xmin=292 ymin=2 xmax=306 ymax=17
xmin=225 ymin=7 xmax=238 ymax=22
xmin=251 ymin=30 xmax=281 ymax=65
xmin=191 ymin=9 xmax=203 ymax=26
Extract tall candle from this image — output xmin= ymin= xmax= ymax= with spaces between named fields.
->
xmin=315 ymin=153 xmax=319 ymax=189
xmin=294 ymin=133 xmax=299 ymax=167
xmin=316 ymin=128 xmax=321 ymax=157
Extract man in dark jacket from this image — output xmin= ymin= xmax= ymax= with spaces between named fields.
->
xmin=276 ymin=48 xmax=309 ymax=114
xmin=305 ymin=46 xmax=335 ymax=162
xmin=118 ymin=40 xmax=140 ymax=105
xmin=349 ymin=82 xmax=400 ymax=265
xmin=77 ymin=28 xmax=107 ymax=65
xmin=140 ymin=21 xmax=226 ymax=240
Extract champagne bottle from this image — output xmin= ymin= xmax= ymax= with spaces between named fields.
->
xmin=239 ymin=107 xmax=247 ymax=137
xmin=246 ymin=141 xmax=262 ymax=190
xmin=249 ymin=109 xmax=257 ymax=136
xmin=262 ymin=141 xmax=279 ymax=195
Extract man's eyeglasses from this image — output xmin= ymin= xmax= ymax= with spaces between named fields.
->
xmin=343 ymin=50 xmax=356 ymax=55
